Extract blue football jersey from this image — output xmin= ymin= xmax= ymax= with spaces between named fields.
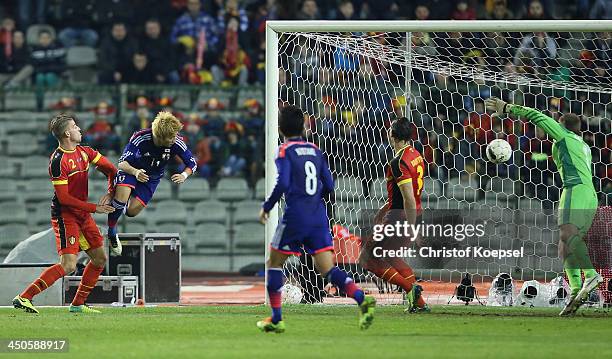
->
xmin=262 ymin=138 xmax=334 ymax=227
xmin=118 ymin=129 xmax=197 ymax=180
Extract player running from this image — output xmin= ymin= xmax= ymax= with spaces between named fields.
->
xmin=257 ymin=105 xmax=376 ymax=333
xmin=485 ymin=97 xmax=602 ymax=316
xmin=106 ymin=111 xmax=197 ymax=255
xmin=13 ymin=113 xmax=117 ymax=314
xmin=360 ymin=117 xmax=429 ymax=313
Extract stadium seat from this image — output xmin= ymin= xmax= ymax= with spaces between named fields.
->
xmin=149 ymin=200 xmax=187 ymax=225
xmin=4 ymin=92 xmax=37 ymax=111
xmin=21 ymin=155 xmax=50 ymax=178
xmin=43 ymin=91 xmax=77 ymax=110
xmin=0 ymin=224 xmax=29 ymax=250
xmin=215 ymin=178 xmax=250 ymax=202
xmin=233 ymin=201 xmax=262 ymax=225
xmin=31 ymin=201 xmax=51 ymax=227
xmin=335 ymin=176 xmax=364 ymax=202
xmin=177 ymin=178 xmax=210 ymax=202
xmin=193 ymin=200 xmax=227 ymax=225
xmin=4 ymin=121 xmax=42 ymax=136
xmin=23 ymin=179 xmax=53 ymax=203
xmin=0 ymin=202 xmax=27 ymax=225
xmin=161 ymin=89 xmax=191 ymax=110
xmin=125 ymin=222 xmax=147 ymax=234
xmin=155 ymin=223 xmax=185 ymax=239
xmin=26 ymin=24 xmax=56 ymax=45
xmin=80 ymin=92 xmax=113 ymax=110
xmin=196 ymin=89 xmax=233 ymax=108
xmin=192 ymin=223 xmax=228 ymax=253
xmin=66 ymin=46 xmax=97 ymax=67
xmin=233 ymin=223 xmax=264 ymax=253
xmin=7 ymin=134 xmax=38 ymax=156
xmin=0 ymin=179 xmax=19 ymax=202
xmin=254 ymin=178 xmax=265 ymax=200
xmin=155 ymin=180 xmax=174 ymax=201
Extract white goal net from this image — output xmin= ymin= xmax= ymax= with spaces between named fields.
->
xmin=265 ymin=21 xmax=612 ymax=305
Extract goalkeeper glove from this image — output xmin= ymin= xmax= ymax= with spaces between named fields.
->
xmin=484 ymin=97 xmax=512 ymax=117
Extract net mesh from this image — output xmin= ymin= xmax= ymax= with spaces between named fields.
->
xmin=274 ymin=29 xmax=611 ymax=305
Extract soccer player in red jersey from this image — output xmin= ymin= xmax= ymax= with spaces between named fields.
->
xmin=360 ymin=117 xmax=430 ymax=313
xmin=12 ymin=113 xmax=117 ymax=314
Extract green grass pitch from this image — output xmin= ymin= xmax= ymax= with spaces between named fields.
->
xmin=1 ymin=305 xmax=611 ymax=358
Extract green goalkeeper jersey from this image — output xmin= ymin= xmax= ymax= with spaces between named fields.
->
xmin=509 ymin=105 xmax=594 ymax=189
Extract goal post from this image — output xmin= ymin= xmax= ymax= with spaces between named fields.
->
xmin=265 ymin=20 xmax=612 ymax=305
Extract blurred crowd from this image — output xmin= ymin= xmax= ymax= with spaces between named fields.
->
xmin=0 ymin=0 xmax=611 ymax=88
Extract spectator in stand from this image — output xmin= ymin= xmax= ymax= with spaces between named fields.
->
xmin=589 ymin=31 xmax=611 ymax=64
xmin=514 ymin=32 xmax=557 ymax=71
xmin=93 ymin=0 xmax=135 ymax=33
xmin=194 ymin=135 xmax=213 ymax=178
xmin=485 ymin=0 xmax=515 ymax=20
xmin=451 ymin=0 xmax=476 ymax=20
xmin=336 ymin=0 xmax=357 ymax=20
xmin=589 ymin=0 xmax=612 ymax=20
xmin=216 ymin=0 xmax=249 ymax=33
xmin=220 ymin=122 xmax=247 ymax=177
xmin=200 ymin=98 xmax=225 ymax=137
xmin=182 ymin=112 xmax=204 ymax=145
xmin=127 ymin=96 xmax=152 ymax=134
xmin=171 ymin=0 xmax=219 ymax=53
xmin=98 ymin=22 xmax=137 ymax=84
xmin=0 ymin=17 xmax=16 ymax=49
xmin=414 ymin=4 xmax=429 ymax=20
xmin=482 ymin=32 xmax=513 ymax=72
xmin=121 ymin=52 xmax=160 ymax=84
xmin=17 ymin=0 xmax=46 ymax=29
xmin=1 ymin=31 xmax=31 ymax=87
xmin=297 ymin=0 xmax=321 ymax=20
xmin=252 ymin=37 xmax=265 ymax=84
xmin=139 ymin=18 xmax=179 ymax=84
xmin=213 ymin=17 xmax=250 ymax=85
xmin=57 ymin=0 xmax=98 ymax=47
xmin=419 ymin=0 xmax=453 ymax=20
xmin=521 ymin=0 xmax=552 ymax=20
xmin=30 ymin=30 xmax=66 ymax=87
xmin=366 ymin=0 xmax=399 ymax=20
xmin=83 ymin=103 xmax=121 ymax=155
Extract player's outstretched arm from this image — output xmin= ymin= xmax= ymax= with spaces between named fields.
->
xmin=118 ymin=161 xmax=149 ymax=182
xmin=54 ymin=184 xmax=114 ymax=214
xmin=485 ymin=97 xmax=566 ymax=141
xmin=172 ymin=139 xmax=198 ymax=184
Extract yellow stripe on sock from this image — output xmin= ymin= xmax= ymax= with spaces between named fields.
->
xmin=39 ymin=278 xmax=48 ymax=289
xmin=388 ymin=272 xmax=398 ymax=282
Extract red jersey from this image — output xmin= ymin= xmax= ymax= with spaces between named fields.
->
xmin=49 ymin=145 xmax=102 ymax=216
xmin=385 ymin=144 xmax=424 ymax=212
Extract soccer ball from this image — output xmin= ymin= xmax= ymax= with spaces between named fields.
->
xmin=486 ymin=139 xmax=512 ymax=164
xmin=281 ymin=283 xmax=303 ymax=304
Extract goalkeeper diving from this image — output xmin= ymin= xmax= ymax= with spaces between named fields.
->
xmin=485 ymin=97 xmax=602 ymax=316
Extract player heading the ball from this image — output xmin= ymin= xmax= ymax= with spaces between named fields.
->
xmin=107 ymin=111 xmax=198 ymax=255
xmin=485 ymin=97 xmax=602 ymax=316
xmin=258 ymin=105 xmax=376 ymax=333
xmin=13 ymin=113 xmax=118 ymax=314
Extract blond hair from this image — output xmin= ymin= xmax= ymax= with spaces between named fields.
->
xmin=49 ymin=113 xmax=76 ymax=140
xmin=152 ymin=111 xmax=183 ymax=142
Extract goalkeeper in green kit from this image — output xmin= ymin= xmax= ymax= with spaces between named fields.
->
xmin=485 ymin=97 xmax=602 ymax=316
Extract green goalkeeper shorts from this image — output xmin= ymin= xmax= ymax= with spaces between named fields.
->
xmin=558 ymin=184 xmax=598 ymax=235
